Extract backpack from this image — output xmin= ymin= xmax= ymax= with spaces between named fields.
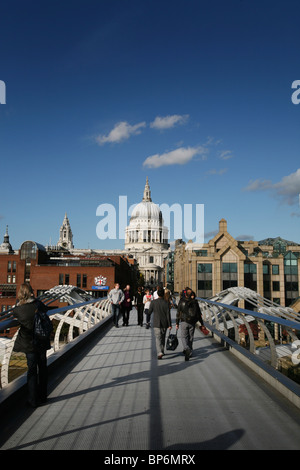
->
xmin=33 ymin=307 xmax=53 ymax=349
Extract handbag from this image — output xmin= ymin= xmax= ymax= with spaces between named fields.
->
xmin=200 ymin=325 xmax=209 ymax=336
xmin=166 ymin=329 xmax=179 ymax=351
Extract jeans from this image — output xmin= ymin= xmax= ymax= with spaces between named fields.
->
xmin=111 ymin=304 xmax=120 ymax=325
xmin=144 ymin=308 xmax=151 ymax=325
xmin=180 ymin=321 xmax=195 ymax=352
xmin=26 ymin=349 xmax=48 ymax=406
xmin=154 ymin=327 xmax=167 ymax=356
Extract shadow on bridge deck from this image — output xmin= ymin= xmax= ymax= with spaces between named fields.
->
xmin=1 ymin=310 xmax=300 ymax=451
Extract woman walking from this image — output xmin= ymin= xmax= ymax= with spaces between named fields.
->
xmin=13 ymin=283 xmax=52 ymax=407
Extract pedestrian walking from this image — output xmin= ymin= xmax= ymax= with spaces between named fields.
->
xmin=122 ymin=284 xmax=133 ymax=326
xmin=143 ymin=288 xmax=153 ymax=329
xmin=148 ymin=287 xmax=172 ymax=359
xmin=13 ymin=283 xmax=52 ymax=408
xmin=135 ymin=286 xmax=144 ymax=326
xmin=176 ymin=288 xmax=204 ymax=361
xmin=108 ymin=283 xmax=124 ymax=327
xmin=164 ymin=288 xmax=174 ymax=310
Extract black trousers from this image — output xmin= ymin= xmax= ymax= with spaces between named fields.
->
xmin=122 ymin=307 xmax=131 ymax=326
xmin=26 ymin=349 xmax=48 ymax=406
xmin=137 ymin=304 xmax=144 ymax=325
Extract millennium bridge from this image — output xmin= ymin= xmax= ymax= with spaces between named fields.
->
xmin=0 ymin=285 xmax=299 ymax=451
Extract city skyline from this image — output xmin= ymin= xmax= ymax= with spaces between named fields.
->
xmin=0 ymin=1 xmax=299 ymax=250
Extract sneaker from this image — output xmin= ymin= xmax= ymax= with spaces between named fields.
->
xmin=185 ymin=348 xmax=191 ymax=361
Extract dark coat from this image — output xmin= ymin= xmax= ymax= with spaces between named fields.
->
xmin=148 ymin=297 xmax=171 ymax=329
xmin=135 ymin=290 xmax=144 ymax=306
xmin=13 ymin=299 xmax=49 ymax=353
xmin=122 ymin=290 xmax=133 ymax=310
xmin=176 ymin=297 xmax=203 ymax=326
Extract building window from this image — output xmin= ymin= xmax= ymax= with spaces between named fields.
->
xmin=65 ymin=274 xmax=69 ymax=285
xmin=197 ymin=263 xmax=212 ymax=297
xmin=272 ymin=281 xmax=280 ymax=291
xmin=82 ymin=274 xmax=87 ymax=288
xmin=272 ymin=265 xmax=279 ymax=275
xmin=59 ymin=273 xmax=64 ymax=285
xmin=223 ymin=280 xmax=238 ymax=289
xmin=198 ymin=280 xmax=212 ymax=291
xmin=20 ymin=241 xmax=37 ymax=260
xmin=77 ymin=274 xmax=81 ymax=288
xmin=263 ymin=280 xmax=271 ymax=292
xmin=222 ymin=263 xmax=238 ymax=290
xmin=198 ymin=263 xmax=212 ymax=273
xmin=284 ymin=254 xmax=298 ymax=275
xmin=7 ymin=261 xmax=11 ymax=272
xmin=263 ymin=264 xmax=269 ymax=275
xmin=244 ymin=263 xmax=257 ymax=290
xmin=222 ymin=263 xmax=237 ymax=273
xmin=195 ymin=250 xmax=208 ymax=256
xmin=244 ymin=264 xmax=257 ymax=274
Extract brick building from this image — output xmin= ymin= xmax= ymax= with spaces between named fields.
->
xmin=0 ymin=235 xmax=137 ymax=312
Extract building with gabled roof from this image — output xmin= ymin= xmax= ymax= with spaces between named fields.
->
xmin=174 ymin=218 xmax=300 ymax=308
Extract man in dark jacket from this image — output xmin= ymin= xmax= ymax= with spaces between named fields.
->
xmin=148 ymin=287 xmax=171 ymax=359
xmin=135 ymin=286 xmax=144 ymax=326
xmin=176 ymin=288 xmax=203 ymax=361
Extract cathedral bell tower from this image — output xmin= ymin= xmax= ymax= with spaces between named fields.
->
xmin=57 ymin=213 xmax=74 ymax=250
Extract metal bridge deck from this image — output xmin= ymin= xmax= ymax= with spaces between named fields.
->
xmin=1 ymin=310 xmax=300 ymax=451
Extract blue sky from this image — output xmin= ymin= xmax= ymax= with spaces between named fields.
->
xmin=0 ymin=0 xmax=300 ymax=250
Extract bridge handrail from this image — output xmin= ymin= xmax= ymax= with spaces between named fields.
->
xmin=197 ymin=297 xmax=300 ymax=330
xmin=196 ymin=296 xmax=300 ymax=379
xmin=0 ymin=297 xmax=111 ymax=389
xmin=0 ymin=299 xmax=99 ymax=332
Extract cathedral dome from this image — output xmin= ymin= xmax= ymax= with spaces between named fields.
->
xmin=130 ymin=200 xmax=163 ymax=224
xmin=124 ymin=177 xmax=169 ymax=287
xmin=128 ymin=177 xmax=163 ymax=227
xmin=125 ymin=178 xmax=168 ymax=247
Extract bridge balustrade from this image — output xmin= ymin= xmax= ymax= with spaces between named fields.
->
xmin=1 ymin=285 xmax=300 ymax=408
xmin=197 ymin=294 xmax=300 ymax=393
xmin=0 ymin=286 xmax=111 ymax=389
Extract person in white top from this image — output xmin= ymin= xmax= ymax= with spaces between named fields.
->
xmin=153 ymin=285 xmax=160 ymax=300
xmin=143 ymin=288 xmax=153 ymax=329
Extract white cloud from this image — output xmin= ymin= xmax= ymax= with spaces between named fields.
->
xmin=206 ymin=168 xmax=228 ymax=176
xmin=150 ymin=114 xmax=189 ymax=130
xmin=143 ymin=146 xmax=206 ymax=168
xmin=96 ymin=121 xmax=146 ymax=144
xmin=244 ymin=168 xmax=300 ymax=206
xmin=244 ymin=178 xmax=273 ymax=192
xmin=219 ymin=150 xmax=233 ymax=160
xmin=236 ymin=234 xmax=254 ymax=241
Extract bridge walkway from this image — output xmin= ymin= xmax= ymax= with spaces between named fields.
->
xmin=0 ymin=310 xmax=300 ymax=450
